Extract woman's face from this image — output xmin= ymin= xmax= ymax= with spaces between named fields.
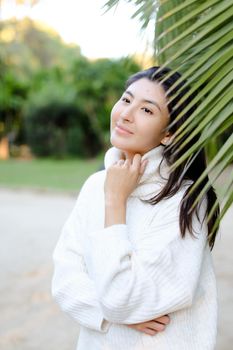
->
xmin=110 ymin=78 xmax=170 ymax=157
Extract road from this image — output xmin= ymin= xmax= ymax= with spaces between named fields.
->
xmin=0 ymin=188 xmax=232 ymax=350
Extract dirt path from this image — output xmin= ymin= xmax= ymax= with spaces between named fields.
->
xmin=0 ymin=188 xmax=232 ymax=350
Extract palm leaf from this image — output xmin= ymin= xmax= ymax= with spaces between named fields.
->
xmin=155 ymin=0 xmax=233 ymax=231
xmin=104 ymin=0 xmax=233 ymax=231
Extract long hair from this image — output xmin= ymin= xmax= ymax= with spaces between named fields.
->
xmin=126 ymin=66 xmax=219 ymax=249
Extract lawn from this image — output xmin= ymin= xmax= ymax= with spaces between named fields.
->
xmin=0 ymin=156 xmax=231 ymax=196
xmin=0 ymin=157 xmax=104 ymax=193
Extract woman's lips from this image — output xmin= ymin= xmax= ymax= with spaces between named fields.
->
xmin=115 ymin=125 xmax=133 ymax=135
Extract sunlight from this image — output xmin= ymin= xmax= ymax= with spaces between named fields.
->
xmin=1 ymin=0 xmax=153 ymax=59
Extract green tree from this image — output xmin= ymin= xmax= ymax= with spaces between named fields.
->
xmin=22 ymin=59 xmax=100 ymax=158
xmin=0 ymin=57 xmax=29 ymax=145
xmin=0 ymin=18 xmax=82 ymax=152
xmin=0 ymin=18 xmax=81 ymax=78
xmin=0 ymin=17 xmax=140 ymax=158
xmin=105 ymin=0 xmax=233 ymax=232
xmin=70 ymin=57 xmax=140 ymax=149
xmin=23 ymin=56 xmax=140 ymax=158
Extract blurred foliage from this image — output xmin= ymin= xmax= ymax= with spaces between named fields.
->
xmin=0 ymin=18 xmax=140 ymax=158
xmin=0 ymin=18 xmax=81 ymax=76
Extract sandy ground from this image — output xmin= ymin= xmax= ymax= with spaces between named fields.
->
xmin=0 ymin=188 xmax=232 ymax=350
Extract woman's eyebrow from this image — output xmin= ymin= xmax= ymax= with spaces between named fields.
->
xmin=125 ymin=90 xmax=161 ymax=112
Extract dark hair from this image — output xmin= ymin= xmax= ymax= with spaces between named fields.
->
xmin=126 ymin=66 xmax=219 ymax=249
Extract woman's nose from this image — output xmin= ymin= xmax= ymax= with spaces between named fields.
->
xmin=120 ymin=106 xmax=134 ymax=122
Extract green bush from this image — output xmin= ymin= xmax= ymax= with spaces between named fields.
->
xmin=23 ymin=81 xmax=101 ymax=158
xmin=66 ymin=126 xmax=86 ymax=157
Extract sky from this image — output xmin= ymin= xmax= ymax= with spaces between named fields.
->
xmin=0 ymin=0 xmax=154 ymax=59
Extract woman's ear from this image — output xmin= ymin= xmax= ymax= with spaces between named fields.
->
xmin=160 ymin=132 xmax=172 ymax=146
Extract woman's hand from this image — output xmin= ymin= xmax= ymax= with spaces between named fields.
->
xmin=104 ymin=154 xmax=148 ymax=205
xmin=104 ymin=154 xmax=147 ymax=227
xmin=127 ymin=315 xmax=170 ymax=336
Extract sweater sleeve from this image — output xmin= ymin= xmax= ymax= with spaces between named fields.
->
xmin=51 ymin=182 xmax=110 ymax=332
xmin=83 ymin=195 xmax=209 ymax=324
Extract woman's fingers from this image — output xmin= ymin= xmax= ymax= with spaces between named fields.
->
xmin=154 ymin=315 xmax=170 ymax=325
xmin=142 ymin=328 xmax=157 ymax=336
xmin=117 ymin=156 xmax=148 ymax=180
xmin=144 ymin=321 xmax=165 ymax=332
xmin=116 ymin=159 xmax=131 ymax=167
xmin=132 ymin=153 xmax=142 ymax=171
xmin=117 ymin=159 xmax=125 ymax=165
xmin=139 ymin=159 xmax=148 ymax=175
xmin=127 ymin=315 xmax=170 ymax=337
xmin=116 ymin=155 xmax=148 ymax=175
xmin=131 ymin=154 xmax=148 ymax=176
xmin=127 ymin=314 xmax=171 ymax=336
xmin=123 ymin=159 xmax=131 ymax=167
xmin=127 ymin=323 xmax=158 ymax=335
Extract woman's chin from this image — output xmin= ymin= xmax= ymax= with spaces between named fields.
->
xmin=110 ymin=137 xmax=130 ymax=151
xmin=110 ymin=136 xmax=123 ymax=149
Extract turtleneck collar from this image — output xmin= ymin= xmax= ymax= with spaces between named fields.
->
xmin=104 ymin=145 xmax=170 ymax=200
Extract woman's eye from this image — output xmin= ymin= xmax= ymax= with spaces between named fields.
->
xmin=142 ymin=107 xmax=153 ymax=115
xmin=122 ymin=97 xmax=130 ymax=103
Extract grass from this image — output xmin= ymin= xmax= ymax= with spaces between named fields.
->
xmin=1 ymin=156 xmax=231 ymax=198
xmin=0 ymin=157 xmax=104 ymax=193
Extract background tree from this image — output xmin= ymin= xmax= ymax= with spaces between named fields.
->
xmin=24 ymin=56 xmax=139 ymax=158
xmin=0 ymin=17 xmax=140 ymax=158
xmin=0 ymin=18 xmax=82 ymax=149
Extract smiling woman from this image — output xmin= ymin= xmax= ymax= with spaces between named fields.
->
xmin=110 ymin=78 xmax=170 ymax=158
xmin=52 ymin=66 xmax=219 ymax=350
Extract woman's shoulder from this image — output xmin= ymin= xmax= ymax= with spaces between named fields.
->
xmin=85 ymin=169 xmax=106 ymax=185
xmin=78 ymin=169 xmax=106 ymax=197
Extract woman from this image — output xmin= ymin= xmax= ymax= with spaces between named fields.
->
xmin=52 ymin=66 xmax=219 ymax=349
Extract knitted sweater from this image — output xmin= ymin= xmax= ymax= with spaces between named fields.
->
xmin=52 ymin=146 xmax=217 ymax=350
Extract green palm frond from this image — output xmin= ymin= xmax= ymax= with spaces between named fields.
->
xmin=104 ymin=0 xmax=233 ymax=230
xmin=155 ymin=0 xmax=233 ymax=230
xmin=104 ymin=0 xmax=157 ymax=29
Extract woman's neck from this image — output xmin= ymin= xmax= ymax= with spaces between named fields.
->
xmin=122 ymin=151 xmax=139 ymax=162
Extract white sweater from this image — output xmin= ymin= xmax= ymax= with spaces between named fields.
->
xmin=52 ymin=146 xmax=217 ymax=350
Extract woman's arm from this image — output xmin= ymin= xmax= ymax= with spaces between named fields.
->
xmin=82 ymin=156 xmax=208 ymax=324
xmin=83 ymin=203 xmax=207 ymax=324
xmin=51 ymin=193 xmax=110 ymax=333
xmin=52 ymin=172 xmax=171 ymax=334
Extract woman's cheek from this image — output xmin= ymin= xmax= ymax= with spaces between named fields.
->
xmin=110 ymin=105 xmax=119 ymax=127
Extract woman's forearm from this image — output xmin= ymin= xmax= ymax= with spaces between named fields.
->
xmin=104 ymin=154 xmax=145 ymax=228
xmin=104 ymin=197 xmax=126 ymax=228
